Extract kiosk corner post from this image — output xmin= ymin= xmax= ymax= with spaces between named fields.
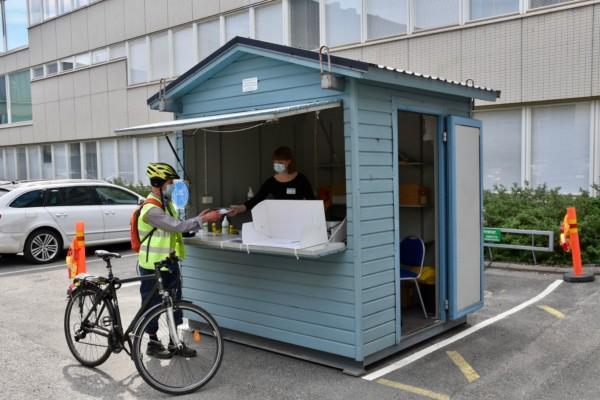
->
xmin=561 ymin=207 xmax=594 ymax=283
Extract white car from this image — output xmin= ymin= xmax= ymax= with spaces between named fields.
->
xmin=0 ymin=180 xmax=144 ymax=264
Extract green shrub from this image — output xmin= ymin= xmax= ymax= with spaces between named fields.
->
xmin=109 ymin=177 xmax=152 ymax=197
xmin=483 ymin=184 xmax=600 ymax=265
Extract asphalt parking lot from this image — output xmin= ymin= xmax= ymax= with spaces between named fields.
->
xmin=1 ymin=248 xmax=599 ymax=400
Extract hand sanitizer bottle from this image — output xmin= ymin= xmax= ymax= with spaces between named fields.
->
xmin=221 ymin=216 xmax=229 ymax=236
xmin=247 ymin=187 xmax=254 ymax=200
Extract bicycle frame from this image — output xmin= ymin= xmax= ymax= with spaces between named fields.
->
xmin=73 ymin=261 xmax=182 ymax=356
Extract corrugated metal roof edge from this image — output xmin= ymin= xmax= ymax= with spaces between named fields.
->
xmin=147 ymin=36 xmax=500 ymax=106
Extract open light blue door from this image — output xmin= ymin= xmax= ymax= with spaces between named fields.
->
xmin=447 ymin=116 xmax=484 ymax=320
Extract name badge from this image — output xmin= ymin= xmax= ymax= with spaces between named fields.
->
xmin=286 ymin=187 xmax=296 ymax=195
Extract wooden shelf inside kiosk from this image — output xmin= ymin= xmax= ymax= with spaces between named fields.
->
xmin=184 ymin=233 xmax=346 ymax=259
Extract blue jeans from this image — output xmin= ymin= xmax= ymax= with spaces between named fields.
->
xmin=138 ymin=263 xmax=183 ymax=335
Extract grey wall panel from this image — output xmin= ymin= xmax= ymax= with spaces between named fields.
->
xmin=593 ymin=4 xmax=600 ymax=97
xmin=31 ymin=81 xmax=44 ymax=105
xmin=19 ymin=125 xmax=34 ymax=145
xmin=70 ymin=11 xmax=90 ymax=54
xmin=193 ymin=0 xmax=219 ymax=19
xmin=59 ymin=98 xmax=76 ymax=140
xmin=44 ymin=101 xmax=60 ymax=142
xmin=91 ymin=92 xmax=110 ymax=138
xmin=124 ymin=0 xmax=146 ymax=38
xmin=333 ymin=48 xmax=362 ymax=61
xmin=41 ymin=21 xmax=58 ymax=63
xmin=74 ymin=96 xmax=92 ymax=140
xmin=43 ymin=78 xmax=59 ymax=103
xmin=361 ymin=41 xmax=409 ymax=70
xmin=90 ymin=65 xmax=109 ymax=94
xmin=55 ymin=15 xmax=73 ymax=59
xmin=57 ymin=74 xmax=75 ymax=100
xmin=409 ymin=31 xmax=462 ymax=83
xmin=72 ymin=69 xmax=91 ymax=98
xmin=87 ymin=2 xmax=108 ymax=49
xmin=220 ymin=0 xmax=250 ymax=13
xmin=0 ymin=52 xmax=18 ymax=75
xmin=107 ymin=61 xmax=128 ymax=91
xmin=15 ymin=49 xmax=30 ymax=71
xmin=145 ymin=0 xmax=169 ymax=33
xmin=522 ymin=8 xmax=593 ymax=102
xmin=105 ymin=0 xmax=126 ymax=44
xmin=168 ymin=0 xmax=193 ymax=27
xmin=462 ymin=20 xmax=522 ymax=106
xmin=31 ymin=104 xmax=45 ymax=142
xmin=127 ymin=86 xmax=150 ymax=126
xmin=108 ymin=89 xmax=128 ymax=133
xmin=29 ymin=26 xmax=43 ymax=66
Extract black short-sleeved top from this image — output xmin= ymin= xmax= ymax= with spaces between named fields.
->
xmin=244 ymin=172 xmax=315 ymax=211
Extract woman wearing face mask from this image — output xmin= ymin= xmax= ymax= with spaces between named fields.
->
xmin=228 ymin=146 xmax=315 ymax=216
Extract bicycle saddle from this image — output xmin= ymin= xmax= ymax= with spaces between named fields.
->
xmin=95 ymin=250 xmax=121 ymax=259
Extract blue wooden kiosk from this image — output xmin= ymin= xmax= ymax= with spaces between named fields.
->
xmin=117 ymin=37 xmax=500 ymax=374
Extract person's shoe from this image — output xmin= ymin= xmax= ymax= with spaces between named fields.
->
xmin=146 ymin=340 xmax=173 ymax=359
xmin=170 ymin=343 xmax=197 ymax=358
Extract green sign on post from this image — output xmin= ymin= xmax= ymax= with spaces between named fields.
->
xmin=483 ymin=228 xmax=502 ymax=243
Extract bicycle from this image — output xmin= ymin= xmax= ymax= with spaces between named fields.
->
xmin=64 ymin=250 xmax=224 ymax=395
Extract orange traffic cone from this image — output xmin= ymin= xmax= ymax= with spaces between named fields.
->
xmin=562 ymin=207 xmax=594 ymax=283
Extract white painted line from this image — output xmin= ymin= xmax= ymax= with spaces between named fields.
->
xmin=0 ymin=253 xmax=137 ymax=277
xmin=120 ymin=281 xmax=141 ymax=288
xmin=363 ymin=279 xmax=563 ymax=381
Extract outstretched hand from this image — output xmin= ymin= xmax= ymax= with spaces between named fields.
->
xmin=199 ymin=209 xmax=221 ymax=222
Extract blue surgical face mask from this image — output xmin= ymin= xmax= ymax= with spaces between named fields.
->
xmin=273 ymin=162 xmax=286 ymax=173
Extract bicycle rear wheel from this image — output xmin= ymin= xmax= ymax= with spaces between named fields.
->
xmin=132 ymin=301 xmax=223 ymax=395
xmin=64 ymin=286 xmax=113 ymax=367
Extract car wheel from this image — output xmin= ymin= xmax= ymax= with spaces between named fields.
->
xmin=24 ymin=229 xmax=63 ymax=264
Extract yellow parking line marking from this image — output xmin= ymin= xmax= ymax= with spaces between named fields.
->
xmin=446 ymin=351 xmax=480 ymax=383
xmin=537 ymin=305 xmax=565 ymax=320
xmin=377 ymin=378 xmax=450 ymax=400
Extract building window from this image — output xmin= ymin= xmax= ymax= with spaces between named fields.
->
xmin=74 ymin=53 xmax=91 ymax=68
xmin=100 ymin=140 xmax=116 ymax=181
xmin=476 ymin=109 xmax=522 ymax=189
xmin=173 ymin=26 xmax=194 ymax=76
xmin=225 ymin=11 xmax=249 ymax=42
xmin=58 ymin=0 xmax=72 ymax=14
xmin=30 ymin=0 xmax=97 ymax=25
xmin=529 ymin=0 xmax=572 ymax=9
xmin=109 ymin=43 xmax=126 ymax=60
xmin=531 ymin=103 xmax=590 ymax=193
xmin=198 ymin=19 xmax=220 ymax=60
xmin=54 ymin=143 xmax=67 ymax=179
xmin=118 ymin=138 xmax=134 ymax=183
xmin=84 ymin=141 xmax=97 ymax=179
xmin=413 ymin=0 xmax=460 ymax=32
xmin=16 ymin=146 xmax=26 ymax=180
xmin=60 ymin=57 xmax=74 ymax=71
xmin=0 ymin=75 xmax=7 ymax=124
xmin=366 ymin=0 xmax=407 ymax=40
xmin=290 ymin=0 xmax=319 ymax=50
xmin=325 ymin=0 xmax=361 ymax=47
xmin=31 ymin=66 xmax=44 ymax=79
xmin=136 ymin=137 xmax=155 ymax=185
xmin=92 ymin=48 xmax=108 ymax=64
xmin=255 ymin=2 xmax=283 ymax=45
xmin=5 ymin=148 xmax=15 ymax=180
xmin=45 ymin=62 xmax=58 ymax=75
xmin=43 ymin=0 xmax=57 ymax=19
xmin=158 ymin=135 xmax=177 ymax=168
xmin=69 ymin=142 xmax=81 ymax=178
xmin=27 ymin=146 xmax=41 ymax=179
xmin=29 ymin=0 xmax=43 ymax=25
xmin=5 ymin=0 xmax=28 ymax=50
xmin=470 ymin=0 xmax=519 ymax=20
xmin=9 ymin=70 xmax=32 ymax=123
xmin=42 ymin=144 xmax=52 ymax=179
xmin=129 ymin=38 xmax=148 ymax=84
xmin=150 ymin=32 xmax=169 ymax=81
xmin=0 ymin=149 xmax=4 ymax=179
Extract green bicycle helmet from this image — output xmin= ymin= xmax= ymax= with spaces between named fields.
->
xmin=146 ymin=162 xmax=180 ymax=187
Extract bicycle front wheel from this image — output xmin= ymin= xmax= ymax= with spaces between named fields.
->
xmin=132 ymin=301 xmax=224 ymax=395
xmin=64 ymin=286 xmax=113 ymax=367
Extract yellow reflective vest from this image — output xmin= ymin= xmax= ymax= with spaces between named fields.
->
xmin=137 ymin=194 xmax=185 ymax=270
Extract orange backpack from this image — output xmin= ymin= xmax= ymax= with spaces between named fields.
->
xmin=130 ymin=198 xmax=163 ymax=253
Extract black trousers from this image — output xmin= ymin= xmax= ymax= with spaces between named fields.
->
xmin=138 ymin=263 xmax=183 ymax=335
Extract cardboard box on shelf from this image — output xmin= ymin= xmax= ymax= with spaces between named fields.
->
xmin=400 ymin=184 xmax=429 ymax=205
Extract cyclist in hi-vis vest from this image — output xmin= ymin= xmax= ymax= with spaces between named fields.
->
xmin=139 ymin=162 xmax=220 ymax=359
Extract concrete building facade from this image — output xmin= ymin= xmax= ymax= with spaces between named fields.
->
xmin=0 ymin=0 xmax=598 ymax=193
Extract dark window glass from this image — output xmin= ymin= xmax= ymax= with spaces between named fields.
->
xmin=95 ymin=186 xmax=139 ymax=205
xmin=45 ymin=186 xmax=97 ymax=206
xmin=10 ymin=190 xmax=43 ymax=208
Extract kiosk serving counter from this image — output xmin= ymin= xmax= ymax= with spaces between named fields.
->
xmin=116 ymin=37 xmax=500 ymax=374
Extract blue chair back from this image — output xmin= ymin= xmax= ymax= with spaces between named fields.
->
xmin=400 ymin=236 xmax=425 ymax=268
